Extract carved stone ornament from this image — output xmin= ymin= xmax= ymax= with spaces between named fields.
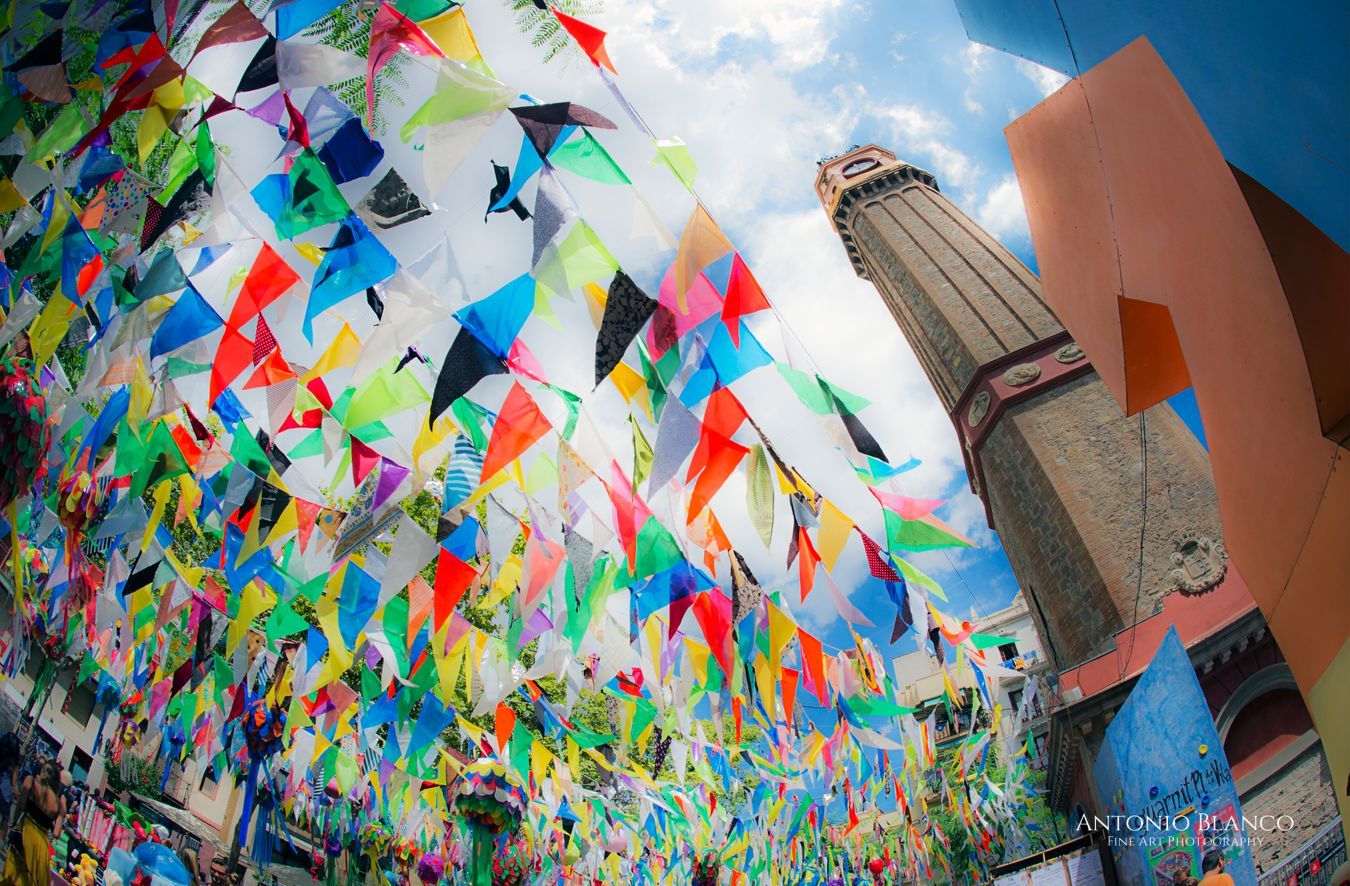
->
xmin=966 ymin=391 xmax=991 ymax=427
xmin=1055 ymin=342 xmax=1085 ymax=364
xmin=1002 ymin=362 xmax=1042 ymax=387
xmin=1167 ymin=531 xmax=1228 ymax=594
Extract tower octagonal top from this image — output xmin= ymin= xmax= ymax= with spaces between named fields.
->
xmin=815 ymin=145 xmax=937 ymax=217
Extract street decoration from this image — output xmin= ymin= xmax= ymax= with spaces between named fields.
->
xmin=0 ymin=0 xmax=1055 ymax=882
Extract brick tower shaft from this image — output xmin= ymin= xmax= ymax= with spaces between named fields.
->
xmin=817 ymin=146 xmax=1227 ymax=670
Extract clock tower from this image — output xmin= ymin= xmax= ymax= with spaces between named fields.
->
xmin=815 ymin=145 xmax=1228 ymax=673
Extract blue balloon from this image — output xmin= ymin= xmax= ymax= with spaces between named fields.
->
xmin=134 ymin=842 xmax=190 ymax=884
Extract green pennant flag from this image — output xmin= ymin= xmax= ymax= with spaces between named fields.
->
xmin=130 ymin=420 xmax=190 ymax=498
xmin=883 ymin=508 xmax=972 ymax=553
xmin=265 ymin=596 xmax=310 ymax=642
xmin=346 ymin=362 xmax=431 ymax=430
xmin=630 ymin=415 xmax=653 ymax=491
xmin=551 ymin=131 xmax=631 ymax=185
xmin=968 ymin=632 xmax=1016 ymax=650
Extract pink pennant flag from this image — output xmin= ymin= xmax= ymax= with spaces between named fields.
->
xmin=869 ymin=488 xmax=944 ymax=520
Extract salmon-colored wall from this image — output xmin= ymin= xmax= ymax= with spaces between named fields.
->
xmin=1004 ymin=36 xmax=1349 ymax=835
xmin=1225 ymin=688 xmax=1312 ymax=782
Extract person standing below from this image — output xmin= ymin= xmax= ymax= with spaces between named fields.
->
xmin=2 ymin=758 xmax=67 ymax=885
xmin=1199 ymin=851 xmax=1237 ymax=886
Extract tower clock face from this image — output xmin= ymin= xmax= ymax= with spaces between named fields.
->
xmin=842 ymin=158 xmax=879 ymax=177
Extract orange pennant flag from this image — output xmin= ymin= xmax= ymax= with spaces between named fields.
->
xmin=674 ymin=204 xmax=733 ymax=311
xmin=686 ymin=432 xmax=748 ymax=524
xmin=798 ymin=629 xmax=828 ymax=705
xmin=480 ymin=382 xmax=552 ymax=481
xmin=495 ymin=702 xmax=516 ymax=755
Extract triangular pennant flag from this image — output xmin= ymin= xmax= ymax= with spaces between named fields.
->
xmin=480 ymin=382 xmax=552 ymax=481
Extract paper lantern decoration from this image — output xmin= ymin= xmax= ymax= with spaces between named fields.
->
xmin=455 ymin=759 xmax=527 ymax=886
xmin=0 ymin=356 xmax=50 ymax=510
xmin=359 ymin=821 xmax=394 ymax=857
xmin=453 ymin=759 xmax=526 ymax=833
xmin=868 ymin=856 xmax=886 ymax=881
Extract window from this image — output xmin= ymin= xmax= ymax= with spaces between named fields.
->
xmin=1009 ymin=688 xmax=1024 ymax=713
xmin=999 ymin=642 xmax=1019 ymax=663
xmin=69 ymin=748 xmax=92 ymax=784
xmin=64 ymin=682 xmax=96 ymax=727
xmin=199 ymin=764 xmax=219 ymax=792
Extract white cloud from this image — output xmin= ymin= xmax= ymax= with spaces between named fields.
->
xmin=619 ymin=0 xmax=847 ymax=68
xmin=961 ymin=42 xmax=991 ymax=76
xmin=974 ymin=174 xmax=1030 ymax=242
xmin=890 ymin=32 xmax=909 ymax=64
xmin=1015 ymin=57 xmax=1070 ymax=98
xmin=872 ymin=103 xmax=984 ymax=197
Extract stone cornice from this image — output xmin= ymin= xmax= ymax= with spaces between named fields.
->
xmin=829 ymin=164 xmax=940 ymax=279
xmin=943 ymin=330 xmax=1096 ymax=528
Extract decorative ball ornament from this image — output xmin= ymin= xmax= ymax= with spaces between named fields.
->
xmin=359 ymin=821 xmax=393 ymax=857
xmin=242 ymin=697 xmax=286 ymax=759
xmin=491 ymin=834 xmax=530 ymax=886
xmin=0 ymin=355 xmax=51 ymax=510
xmin=868 ymin=857 xmax=886 ymax=876
xmin=417 ymin=853 xmax=444 ymax=883
xmin=454 ymin=759 xmax=527 ymax=834
xmin=692 ymin=850 xmax=721 ymax=886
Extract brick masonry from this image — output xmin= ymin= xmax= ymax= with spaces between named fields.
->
xmin=1238 ymin=742 xmax=1339 ymax=872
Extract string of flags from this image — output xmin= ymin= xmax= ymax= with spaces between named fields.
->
xmin=0 ymin=0 xmax=1050 ymax=882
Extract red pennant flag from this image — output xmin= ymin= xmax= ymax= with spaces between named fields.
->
xmin=295 ymin=499 xmax=321 ymax=552
xmin=721 ymin=254 xmax=771 ymax=346
xmin=494 ymin=702 xmax=516 ymax=755
xmin=283 ymin=91 xmax=310 ymax=147
xmin=350 ymin=436 xmax=380 ymax=486
xmin=480 ymin=382 xmax=552 ymax=481
xmin=691 ymin=590 xmax=734 ymax=679
xmin=432 ymin=548 xmax=477 ymax=629
xmin=781 ymin=666 xmax=799 ymax=727
xmin=551 ymin=8 xmax=617 ymax=74
xmin=211 ymin=245 xmax=299 ymax=405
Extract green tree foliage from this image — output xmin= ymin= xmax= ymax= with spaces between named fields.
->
xmin=302 ymin=1 xmax=409 ymax=135
xmin=503 ymin=0 xmax=604 ymax=66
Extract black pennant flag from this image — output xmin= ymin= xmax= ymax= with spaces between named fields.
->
xmin=594 ymin=270 xmax=657 ymax=386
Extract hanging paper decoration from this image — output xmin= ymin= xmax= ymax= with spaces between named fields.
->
xmin=0 ymin=2 xmax=1050 ymax=881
